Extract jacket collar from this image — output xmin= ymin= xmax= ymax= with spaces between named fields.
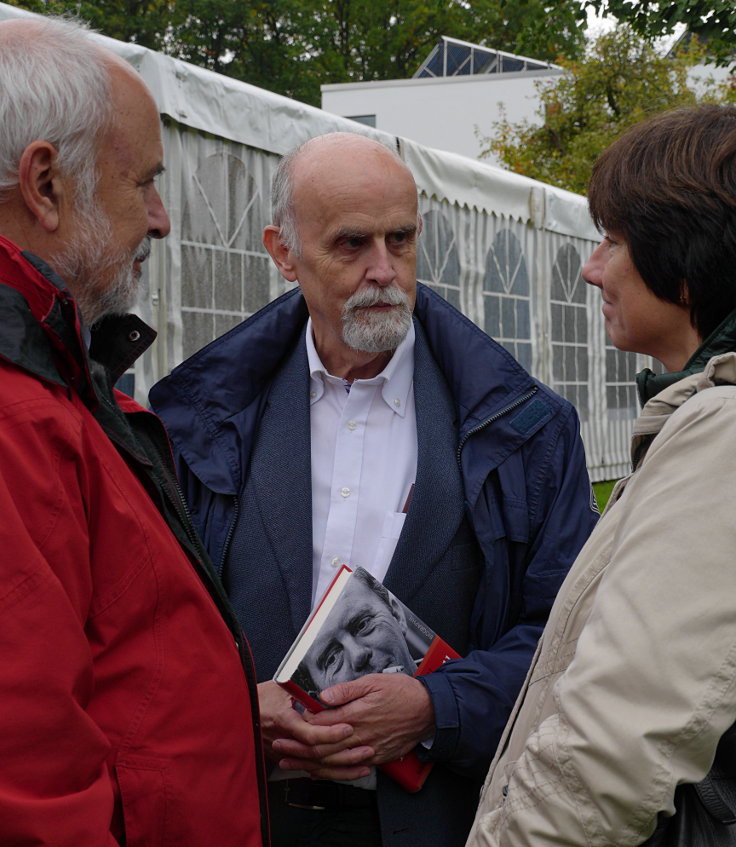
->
xmin=636 ymin=307 xmax=736 ymax=405
xmin=150 ymin=282 xmax=547 ymax=495
xmin=632 ymin=351 xmax=736 ymax=468
xmin=0 ymin=235 xmax=156 ymax=404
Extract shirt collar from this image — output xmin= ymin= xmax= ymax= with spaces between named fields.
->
xmin=306 ymin=317 xmax=415 ymax=416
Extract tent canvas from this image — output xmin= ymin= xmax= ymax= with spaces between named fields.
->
xmin=0 ymin=2 xmax=641 ymax=480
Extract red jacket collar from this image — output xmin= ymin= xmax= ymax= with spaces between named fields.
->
xmin=0 ymin=234 xmax=78 ymax=323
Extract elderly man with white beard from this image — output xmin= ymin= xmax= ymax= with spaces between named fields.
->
xmin=150 ymin=132 xmax=598 ymax=847
xmin=0 ymin=14 xmax=268 ymax=846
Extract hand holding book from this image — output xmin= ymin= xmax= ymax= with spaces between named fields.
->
xmin=273 ymin=566 xmax=460 ymax=791
xmin=259 ymin=679 xmax=365 ymax=777
xmin=306 ymin=671 xmax=435 ymax=759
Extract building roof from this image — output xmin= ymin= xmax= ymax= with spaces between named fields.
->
xmin=414 ymin=35 xmax=559 ymax=79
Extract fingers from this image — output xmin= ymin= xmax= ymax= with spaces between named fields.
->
xmin=258 ymin=680 xmax=355 ymax=762
xmin=272 ymin=736 xmax=374 ymax=763
xmin=318 ymin=675 xmax=376 ymax=708
xmin=274 ymin=742 xmax=375 ymax=781
xmin=260 ymin=677 xmax=434 ymax=772
xmin=285 ymin=718 xmax=355 ymax=750
xmin=304 ymin=674 xmax=435 ymax=763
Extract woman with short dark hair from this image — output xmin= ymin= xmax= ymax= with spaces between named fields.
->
xmin=466 ymin=104 xmax=736 ymax=847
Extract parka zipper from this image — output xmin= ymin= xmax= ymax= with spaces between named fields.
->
xmin=456 ymin=386 xmax=539 ymax=464
xmin=219 ymin=495 xmax=240 ymax=578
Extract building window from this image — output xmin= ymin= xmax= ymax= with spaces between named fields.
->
xmin=483 ymin=229 xmax=532 ymax=371
xmin=346 ymin=114 xmax=376 ymax=128
xmin=180 ymin=151 xmax=271 ymax=359
xmin=416 ymin=210 xmax=461 ymax=309
xmin=551 ymin=243 xmax=588 ymax=420
xmin=606 ymin=344 xmax=639 ymax=420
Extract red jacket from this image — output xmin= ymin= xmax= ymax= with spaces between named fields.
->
xmin=0 ymin=236 xmax=268 ymax=846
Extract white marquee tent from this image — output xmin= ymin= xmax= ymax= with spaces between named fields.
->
xmin=0 ymin=3 xmax=644 ymax=481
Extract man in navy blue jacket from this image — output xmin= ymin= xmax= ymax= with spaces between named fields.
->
xmin=150 ymin=132 xmax=597 ymax=847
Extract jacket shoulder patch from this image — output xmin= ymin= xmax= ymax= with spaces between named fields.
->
xmin=510 ymin=398 xmax=550 ymax=434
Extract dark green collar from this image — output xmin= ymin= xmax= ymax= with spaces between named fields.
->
xmin=636 ymin=307 xmax=736 ymax=405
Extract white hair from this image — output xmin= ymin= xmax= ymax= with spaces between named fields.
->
xmin=0 ymin=16 xmax=113 ymax=205
xmin=270 ymin=144 xmax=302 ymax=255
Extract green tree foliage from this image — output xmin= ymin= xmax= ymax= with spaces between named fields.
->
xmin=8 ymin=0 xmax=171 ymax=49
xmin=7 ymin=0 xmax=588 ymax=105
xmin=588 ymin=1 xmax=736 ymax=67
xmin=479 ymin=25 xmax=734 ymax=195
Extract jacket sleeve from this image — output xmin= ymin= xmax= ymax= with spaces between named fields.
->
xmin=0 ymin=392 xmax=119 ymax=845
xmin=467 ymin=387 xmax=736 ymax=846
xmin=420 ymin=401 xmax=598 ymax=779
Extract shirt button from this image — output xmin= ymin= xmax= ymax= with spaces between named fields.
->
xmin=347 ymin=420 xmax=357 ymax=431
xmin=340 ymin=487 xmax=351 ymax=498
xmin=330 ymin=556 xmax=341 ymax=568
xmin=309 ymin=391 xmax=316 ymax=399
xmin=393 ymin=398 xmax=401 ymax=407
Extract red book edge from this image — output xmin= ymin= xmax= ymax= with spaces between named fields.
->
xmin=388 ymin=634 xmax=462 ymax=792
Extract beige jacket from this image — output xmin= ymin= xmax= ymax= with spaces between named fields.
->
xmin=466 ymin=353 xmax=736 ymax=847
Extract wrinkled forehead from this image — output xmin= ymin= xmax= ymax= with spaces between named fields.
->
xmin=294 ymin=137 xmax=416 ymax=200
xmin=291 ymin=152 xmax=418 ymax=242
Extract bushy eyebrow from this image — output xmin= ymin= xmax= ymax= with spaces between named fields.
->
xmin=333 ymin=227 xmax=368 ymax=242
xmin=332 ymin=223 xmax=418 ymax=243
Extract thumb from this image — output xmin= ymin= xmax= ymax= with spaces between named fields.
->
xmin=320 ymin=676 xmax=373 ymax=707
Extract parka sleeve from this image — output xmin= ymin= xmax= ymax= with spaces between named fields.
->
xmin=0 ymin=391 xmax=120 ymax=845
xmin=420 ymin=399 xmax=598 ymax=778
xmin=466 ymin=387 xmax=736 ymax=846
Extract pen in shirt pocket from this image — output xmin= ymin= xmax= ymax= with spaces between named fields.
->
xmin=401 ymin=483 xmax=415 ymax=514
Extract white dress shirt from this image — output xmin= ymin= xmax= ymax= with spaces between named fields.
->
xmin=307 ymin=319 xmax=418 ymax=609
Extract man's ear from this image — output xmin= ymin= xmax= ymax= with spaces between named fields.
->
xmin=17 ymin=141 xmax=63 ymax=232
xmin=263 ymin=224 xmax=298 ymax=282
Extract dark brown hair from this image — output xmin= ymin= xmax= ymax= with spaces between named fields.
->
xmin=588 ymin=105 xmax=736 ymax=339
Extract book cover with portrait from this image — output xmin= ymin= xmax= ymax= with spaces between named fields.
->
xmin=274 ymin=565 xmax=460 ymax=792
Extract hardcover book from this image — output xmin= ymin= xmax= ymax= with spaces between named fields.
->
xmin=274 ymin=565 xmax=459 ymax=792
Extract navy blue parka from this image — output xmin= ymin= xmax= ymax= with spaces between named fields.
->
xmin=150 ymin=283 xmax=598 ymax=846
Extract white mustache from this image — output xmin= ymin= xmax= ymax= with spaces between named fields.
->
xmin=344 ymin=285 xmax=409 ymax=310
xmin=135 ymin=237 xmax=152 ymax=264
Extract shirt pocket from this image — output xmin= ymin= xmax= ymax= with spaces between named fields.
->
xmin=372 ymin=510 xmax=407 ymax=574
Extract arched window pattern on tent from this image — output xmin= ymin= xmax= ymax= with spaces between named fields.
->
xmin=416 ymin=210 xmax=461 ymax=309
xmin=180 ymin=151 xmax=270 ymax=359
xmin=606 ymin=344 xmax=639 ymax=419
xmin=483 ymin=229 xmax=532 ymax=371
xmin=551 ymin=243 xmax=588 ymax=420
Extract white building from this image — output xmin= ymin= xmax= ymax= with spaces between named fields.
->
xmin=321 ymin=37 xmax=563 ymax=163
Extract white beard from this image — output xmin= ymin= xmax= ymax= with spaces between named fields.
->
xmin=51 ymin=199 xmax=150 ymax=327
xmin=341 ymin=285 xmax=412 ymax=353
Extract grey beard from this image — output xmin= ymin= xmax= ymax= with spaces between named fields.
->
xmin=50 ymin=201 xmax=150 ymax=327
xmin=341 ymin=286 xmax=412 ymax=353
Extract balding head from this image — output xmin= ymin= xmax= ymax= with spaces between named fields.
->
xmin=271 ymin=132 xmax=416 ymax=256
xmin=263 ymin=131 xmax=419 ymax=379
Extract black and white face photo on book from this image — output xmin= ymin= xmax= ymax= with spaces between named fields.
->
xmin=294 ymin=569 xmax=421 ymax=694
